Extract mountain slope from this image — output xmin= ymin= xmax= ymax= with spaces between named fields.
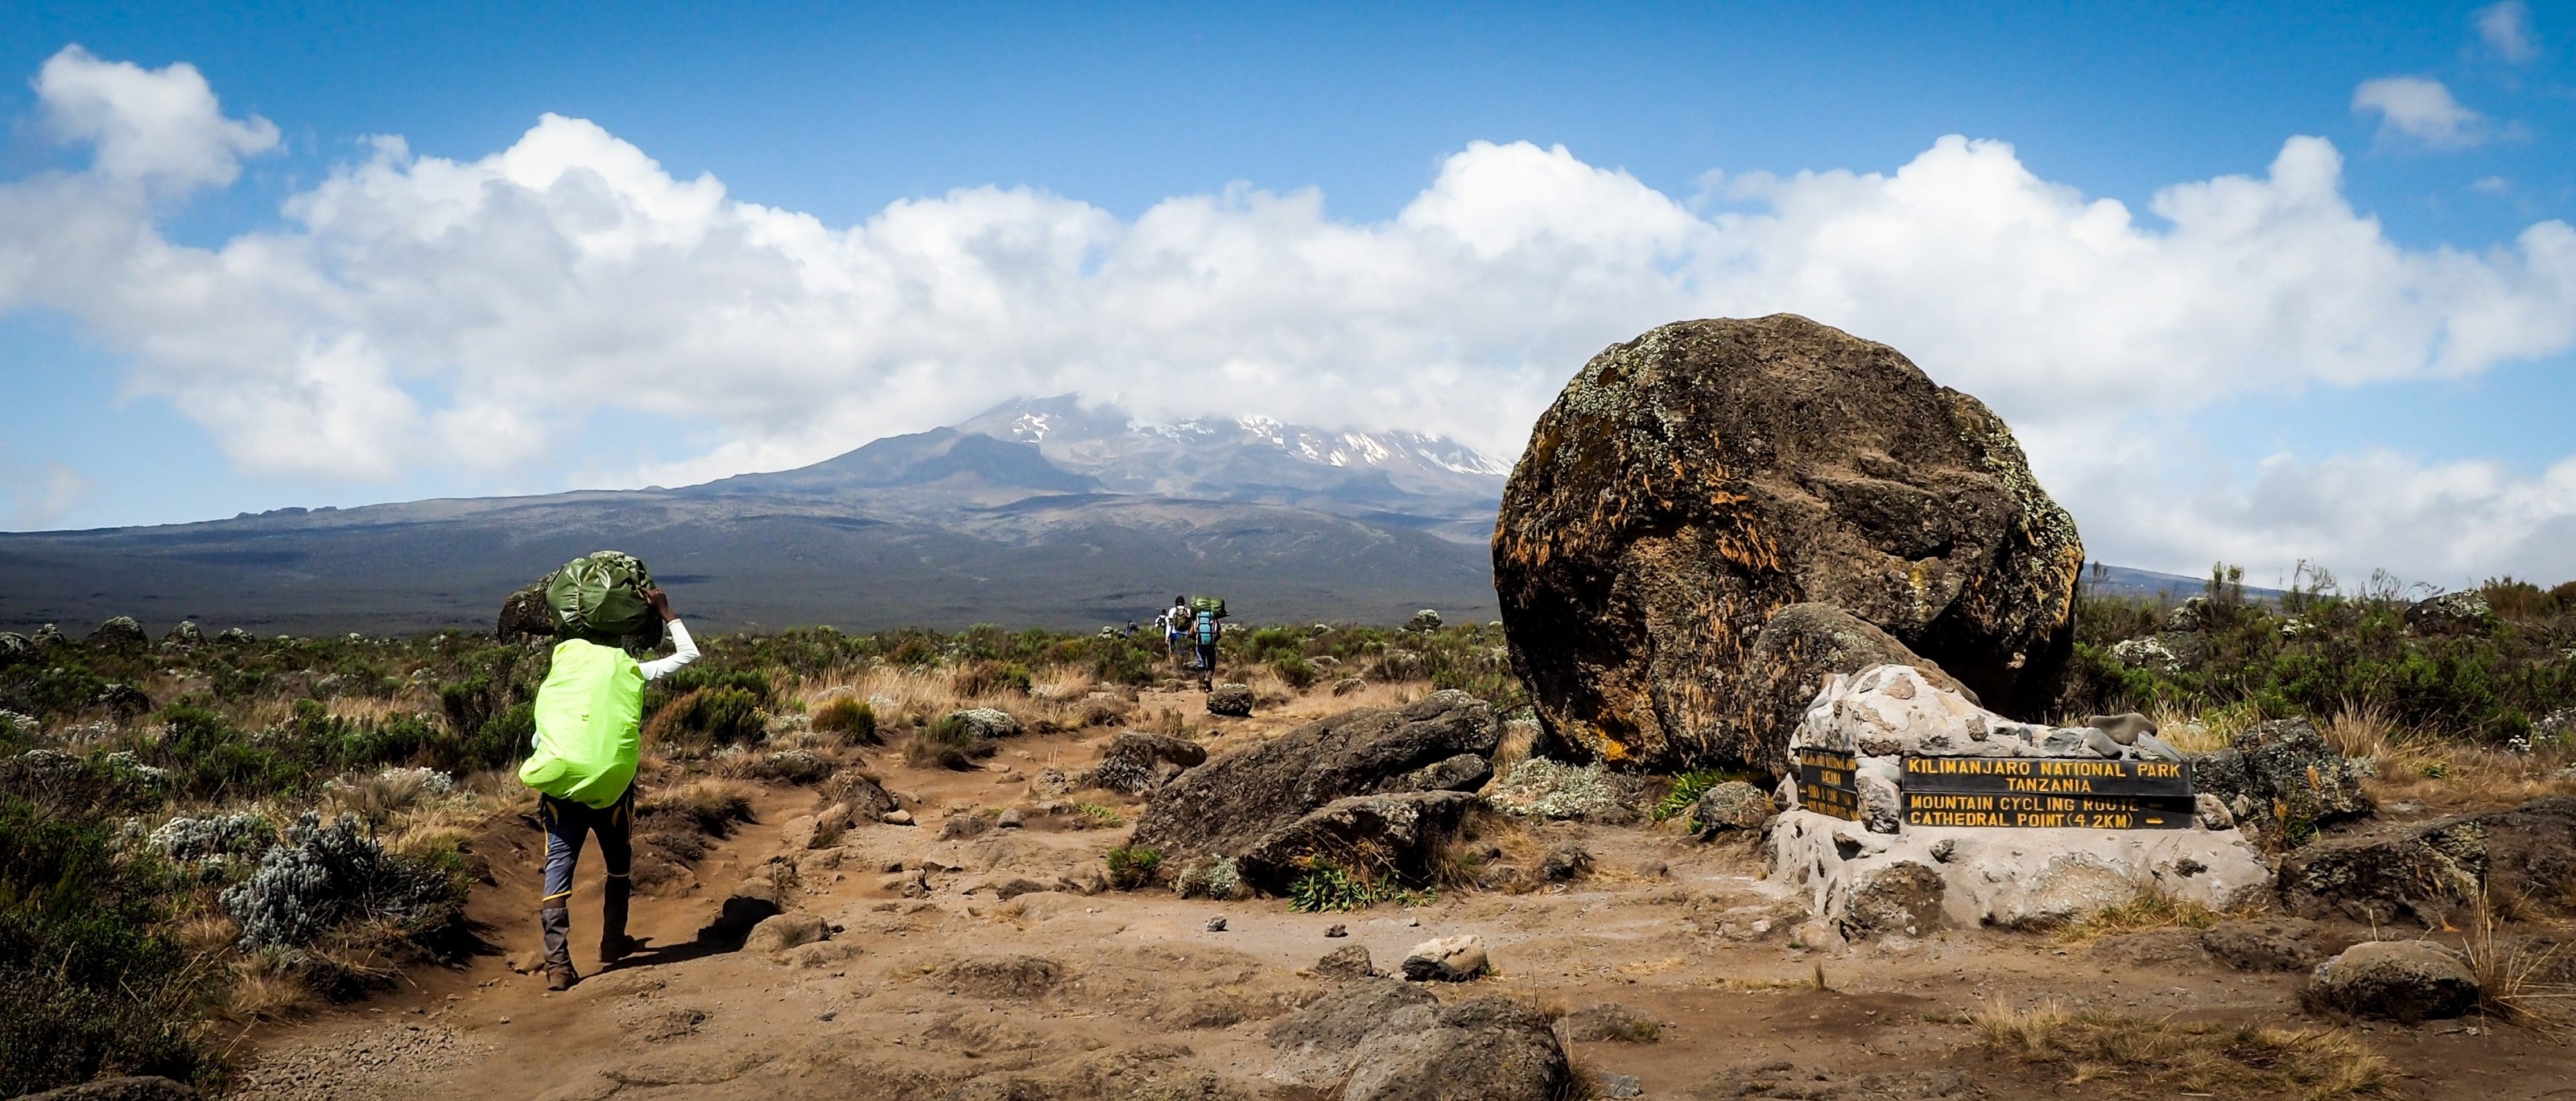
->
xmin=0 ymin=401 xmax=1510 ymax=635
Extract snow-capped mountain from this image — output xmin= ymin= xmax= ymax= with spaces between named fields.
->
xmin=952 ymin=395 xmax=1508 ymax=513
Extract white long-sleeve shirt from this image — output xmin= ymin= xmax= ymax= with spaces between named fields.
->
xmin=639 ymin=619 xmax=700 ymax=681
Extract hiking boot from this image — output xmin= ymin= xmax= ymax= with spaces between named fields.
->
xmin=600 ymin=934 xmax=641 ymax=964
xmin=546 ymin=963 xmax=579 ymax=992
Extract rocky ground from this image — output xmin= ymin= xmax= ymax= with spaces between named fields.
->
xmin=221 ymin=686 xmax=2576 ymax=1101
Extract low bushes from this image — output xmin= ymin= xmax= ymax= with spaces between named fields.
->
xmin=2065 ymin=570 xmax=2576 ymax=745
xmin=905 ymin=711 xmax=997 ymax=769
xmin=0 ymin=798 xmax=213 ymax=1095
xmin=810 ymin=696 xmax=877 ymax=743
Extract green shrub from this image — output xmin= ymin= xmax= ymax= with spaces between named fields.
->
xmin=150 ymin=703 xmax=301 ymax=799
xmin=460 ymin=701 xmax=534 ymax=773
xmin=904 ymin=712 xmax=991 ymax=769
xmin=642 ymin=687 xmax=766 ymax=751
xmin=1090 ymin=641 xmax=1156 ymax=687
xmin=1653 ymin=769 xmax=1752 ymax=824
xmin=1273 ymin=654 xmax=1319 ymax=689
xmin=658 ymin=666 xmax=774 ymax=707
xmin=1287 ymin=864 xmax=1379 ymax=913
xmin=2063 ymin=566 xmax=2575 ymax=743
xmin=954 ymin=661 xmax=1032 ymax=697
xmin=811 ymin=697 xmax=878 ymax=743
xmin=1104 ymin=845 xmax=1162 ymax=890
xmin=0 ymin=799 xmax=214 ymax=1095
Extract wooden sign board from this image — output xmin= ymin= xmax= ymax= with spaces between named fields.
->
xmin=1901 ymin=792 xmax=2195 ymax=830
xmin=1900 ymin=755 xmax=2195 ymax=830
xmin=1901 ymin=756 xmax=2192 ymax=798
xmin=1794 ymin=748 xmax=1860 ymax=822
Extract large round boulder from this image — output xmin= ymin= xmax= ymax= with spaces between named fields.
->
xmin=1493 ymin=315 xmax=2083 ymax=769
xmin=2304 ymin=940 xmax=2479 ymax=1023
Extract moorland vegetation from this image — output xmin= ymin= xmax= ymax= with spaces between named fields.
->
xmin=1 ymin=571 xmax=2570 ymax=1093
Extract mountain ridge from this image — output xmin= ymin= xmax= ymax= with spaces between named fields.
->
xmin=0 ymin=399 xmax=1512 ymax=634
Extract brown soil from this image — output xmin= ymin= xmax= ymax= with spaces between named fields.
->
xmin=228 ymin=687 xmax=2576 ymax=1100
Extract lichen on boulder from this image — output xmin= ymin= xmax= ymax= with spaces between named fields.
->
xmin=1492 ymin=315 xmax=2082 ymax=770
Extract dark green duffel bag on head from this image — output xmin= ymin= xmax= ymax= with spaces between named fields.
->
xmin=544 ymin=550 xmax=657 ymax=643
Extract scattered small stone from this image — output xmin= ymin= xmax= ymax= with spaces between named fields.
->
xmin=996 ymin=808 xmax=1025 ymax=828
xmin=1323 ymin=923 xmax=1348 ymax=938
xmin=1401 ymin=934 xmax=1488 ymax=982
xmin=1538 ymin=843 xmax=1594 ymax=881
xmin=1315 ymin=944 xmax=1377 ymax=980
xmin=1598 ymin=1072 xmax=1644 ymax=1099
xmin=1204 ymin=916 xmax=1228 ymax=932
xmin=881 ymin=810 xmax=914 ymax=826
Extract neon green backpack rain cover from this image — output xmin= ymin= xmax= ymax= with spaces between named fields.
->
xmin=518 ymin=638 xmax=643 ymax=808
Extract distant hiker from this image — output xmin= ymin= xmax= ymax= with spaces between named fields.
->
xmin=517 ymin=552 xmax=698 ymax=992
xmin=1163 ymin=596 xmax=1191 ymax=666
xmin=1188 ymin=595 xmax=1228 ymax=691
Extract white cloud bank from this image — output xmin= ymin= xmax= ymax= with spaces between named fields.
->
xmin=6 ymin=47 xmax=2576 ymax=583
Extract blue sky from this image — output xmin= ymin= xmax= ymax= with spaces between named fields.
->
xmin=2 ymin=2 xmax=2572 ymax=587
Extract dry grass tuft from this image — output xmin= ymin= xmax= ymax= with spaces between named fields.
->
xmin=903 ymin=715 xmax=995 ymax=770
xmin=224 ymin=955 xmax=313 ymax=1022
xmin=2465 ymin=895 xmax=2576 ymax=1035
xmin=640 ymin=778 xmax=756 ymax=835
xmin=2060 ymin=889 xmax=2245 ymax=942
xmin=2145 ymin=700 xmax=2263 ymax=754
xmin=1973 ymin=1000 xmax=2396 ymax=1099
xmin=2315 ymin=701 xmax=2576 ymax=810
xmin=178 ymin=913 xmax=242 ymax=955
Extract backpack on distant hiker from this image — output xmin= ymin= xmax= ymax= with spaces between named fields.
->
xmin=1194 ymin=608 xmax=1221 ymax=645
xmin=543 ymin=551 xmax=658 ymax=643
xmin=1188 ymin=596 xmax=1227 ymax=617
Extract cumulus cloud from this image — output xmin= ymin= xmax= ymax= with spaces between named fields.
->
xmin=2059 ymin=443 xmax=2576 ymax=589
xmin=2352 ymin=76 xmax=2489 ymax=149
xmin=35 ymin=46 xmax=279 ymax=188
xmin=0 ymin=447 xmax=95 ymax=530
xmin=2475 ymin=2 xmax=2541 ymax=64
xmin=6 ymin=47 xmax=2576 ymax=579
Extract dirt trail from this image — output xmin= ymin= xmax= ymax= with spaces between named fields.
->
xmin=231 ymin=691 xmax=2576 ymax=1100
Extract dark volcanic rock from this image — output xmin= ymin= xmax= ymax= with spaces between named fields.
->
xmin=2304 ymin=941 xmax=2479 ymax=1023
xmin=1384 ymin=753 xmax=1492 ymax=794
xmin=1493 ymin=315 xmax=2082 ymax=769
xmin=1266 ymin=979 xmax=1440 ymax=1091
xmin=2278 ymin=795 xmax=2576 ymax=925
xmin=2194 ymin=718 xmax=2373 ymax=831
xmin=1132 ymin=690 xmax=1500 ymax=860
xmin=1206 ymin=682 xmax=1255 ymax=717
xmin=1088 ymin=731 xmax=1208 ymax=796
xmin=2404 ymin=590 xmax=2494 ymax=633
xmin=1315 ymin=944 xmax=1378 ymax=980
xmin=89 ymin=616 xmax=149 ymax=649
xmin=20 ymin=1078 xmax=200 ymax=1101
xmin=1740 ymin=603 xmax=1979 ymax=773
xmin=1344 ymin=996 xmax=1571 ymax=1101
xmin=1233 ymin=790 xmax=1480 ymax=893
xmin=497 ymin=582 xmax=554 ymax=641
xmin=1691 ymin=780 xmax=1777 ymax=837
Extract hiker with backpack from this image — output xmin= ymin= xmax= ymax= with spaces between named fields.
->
xmin=1188 ymin=596 xmax=1228 ymax=691
xmin=1163 ymin=596 xmax=1191 ymax=667
xmin=515 ymin=552 xmax=699 ymax=992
